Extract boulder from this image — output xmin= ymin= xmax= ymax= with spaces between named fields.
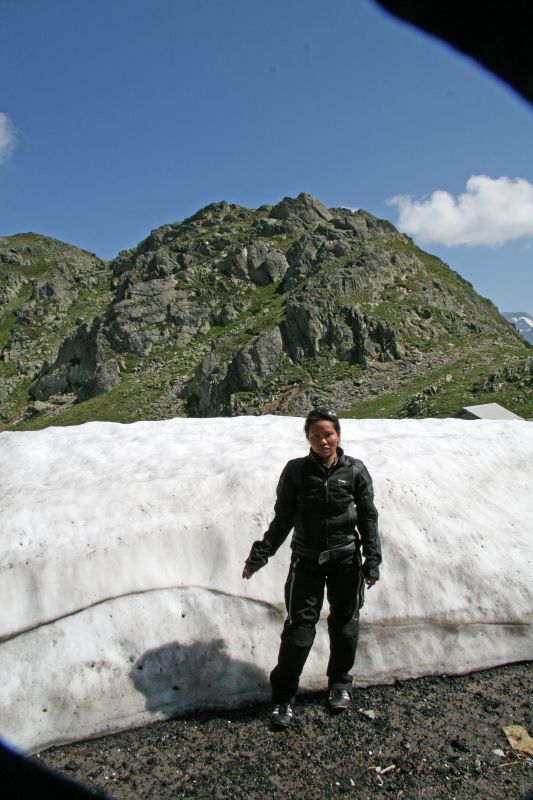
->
xmin=77 ymin=360 xmax=121 ymax=401
xmin=222 ymin=241 xmax=288 ymax=286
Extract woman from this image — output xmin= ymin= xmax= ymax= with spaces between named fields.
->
xmin=242 ymin=408 xmax=381 ymax=728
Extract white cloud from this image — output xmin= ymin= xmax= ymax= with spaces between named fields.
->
xmin=0 ymin=112 xmax=17 ymax=165
xmin=388 ymin=175 xmax=533 ymax=246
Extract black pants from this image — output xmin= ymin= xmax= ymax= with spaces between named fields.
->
xmin=270 ymin=551 xmax=364 ymax=703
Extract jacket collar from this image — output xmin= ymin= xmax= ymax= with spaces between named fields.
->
xmin=308 ymin=445 xmax=345 ymax=470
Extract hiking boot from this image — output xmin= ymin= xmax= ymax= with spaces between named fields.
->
xmin=329 ymin=688 xmax=351 ymax=712
xmin=271 ymin=702 xmax=294 ymax=728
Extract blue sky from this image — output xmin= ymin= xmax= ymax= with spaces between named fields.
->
xmin=1 ymin=0 xmax=532 ymax=312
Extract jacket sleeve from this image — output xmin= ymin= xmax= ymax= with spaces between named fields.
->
xmin=353 ymin=462 xmax=382 ymax=579
xmin=245 ymin=462 xmax=298 ymax=572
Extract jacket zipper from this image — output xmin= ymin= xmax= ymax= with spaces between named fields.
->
xmin=287 ymin=557 xmax=299 ymax=624
xmin=323 ymin=470 xmax=329 ymax=541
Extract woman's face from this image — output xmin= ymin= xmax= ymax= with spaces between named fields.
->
xmin=307 ymin=419 xmax=340 ymax=461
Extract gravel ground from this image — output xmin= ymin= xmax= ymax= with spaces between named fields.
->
xmin=37 ymin=662 xmax=533 ymax=800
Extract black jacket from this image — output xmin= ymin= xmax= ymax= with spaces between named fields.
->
xmin=246 ymin=447 xmax=382 ymax=578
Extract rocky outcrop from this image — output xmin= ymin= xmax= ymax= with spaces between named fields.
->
xmin=31 ymin=318 xmax=120 ymax=401
xmin=222 ymin=241 xmax=289 ymax=285
xmin=0 ymin=234 xmax=112 ymax=424
xmin=268 ymin=193 xmax=333 ymax=230
xmin=185 ymin=327 xmax=290 ymax=416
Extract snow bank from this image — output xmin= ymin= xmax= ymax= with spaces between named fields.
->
xmin=0 ymin=416 xmax=532 ymax=752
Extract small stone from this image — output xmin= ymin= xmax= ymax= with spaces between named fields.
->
xmin=492 ymin=748 xmax=505 ymax=757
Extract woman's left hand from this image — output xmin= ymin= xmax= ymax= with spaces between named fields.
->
xmin=365 ymin=576 xmax=377 ymax=589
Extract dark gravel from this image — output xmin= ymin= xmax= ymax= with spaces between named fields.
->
xmin=37 ymin=662 xmax=533 ymax=800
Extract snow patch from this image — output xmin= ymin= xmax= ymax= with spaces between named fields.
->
xmin=1 ymin=416 xmax=532 ymax=752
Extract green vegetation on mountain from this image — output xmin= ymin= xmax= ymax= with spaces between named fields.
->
xmin=1 ymin=194 xmax=531 ymax=431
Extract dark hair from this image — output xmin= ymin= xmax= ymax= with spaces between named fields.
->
xmin=304 ymin=407 xmax=341 ymax=436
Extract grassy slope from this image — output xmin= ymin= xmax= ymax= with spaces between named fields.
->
xmin=341 ymin=345 xmax=533 ymax=420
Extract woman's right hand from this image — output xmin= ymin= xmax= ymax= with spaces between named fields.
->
xmin=242 ymin=564 xmax=254 ymax=580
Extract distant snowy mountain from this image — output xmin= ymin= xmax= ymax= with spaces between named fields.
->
xmin=502 ymin=311 xmax=533 ymax=344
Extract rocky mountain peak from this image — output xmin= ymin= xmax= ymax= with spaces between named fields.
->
xmin=268 ymin=192 xmax=333 ymax=229
xmin=1 ymin=195 xmax=531 ymax=429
